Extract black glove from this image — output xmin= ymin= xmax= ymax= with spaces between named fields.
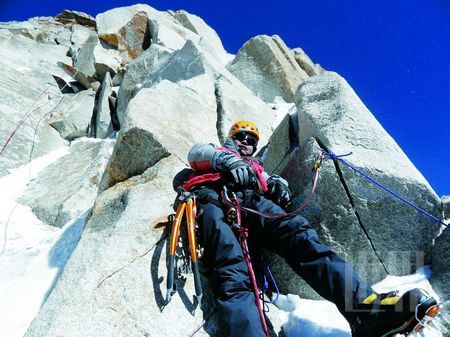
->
xmin=213 ymin=152 xmax=256 ymax=188
xmin=267 ymin=175 xmax=291 ymax=207
xmin=224 ymin=160 xmax=256 ymax=188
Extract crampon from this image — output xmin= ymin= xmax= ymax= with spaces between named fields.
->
xmin=351 ymin=288 xmax=440 ymax=337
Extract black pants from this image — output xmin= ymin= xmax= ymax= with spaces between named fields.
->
xmin=196 ymin=189 xmax=373 ymax=337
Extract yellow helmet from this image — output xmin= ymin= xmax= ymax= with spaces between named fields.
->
xmin=227 ymin=120 xmax=260 ymax=140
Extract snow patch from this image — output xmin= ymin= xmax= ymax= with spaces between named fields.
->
xmin=224 ymin=52 xmax=235 ymax=65
xmin=268 ymin=96 xmax=296 ymax=131
xmin=276 ymin=294 xmax=351 ymax=337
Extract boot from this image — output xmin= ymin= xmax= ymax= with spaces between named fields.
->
xmin=351 ymin=288 xmax=440 ymax=337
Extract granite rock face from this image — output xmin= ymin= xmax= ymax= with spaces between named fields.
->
xmin=0 ymin=4 xmax=445 ymax=337
xmin=266 ymin=138 xmax=388 ymax=299
xmin=115 ymin=43 xmax=172 ymax=124
xmin=262 ymin=72 xmax=444 ymax=299
xmin=91 ymin=72 xmax=114 ymax=138
xmin=292 ymin=47 xmax=324 ymax=76
xmin=100 ymin=76 xmax=219 ymax=190
xmin=25 ymin=156 xmax=222 ymax=337
xmin=170 ymin=10 xmax=229 ymax=65
xmin=24 ymin=155 xmax=285 ymax=337
xmin=0 ymin=16 xmax=72 ymax=47
xmin=55 ymin=10 xmax=96 ymax=28
xmin=214 ymin=75 xmax=276 ymax=146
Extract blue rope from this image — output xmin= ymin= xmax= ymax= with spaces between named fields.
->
xmin=322 ymin=151 xmax=449 ymax=229
xmin=265 ymin=266 xmax=280 ymax=304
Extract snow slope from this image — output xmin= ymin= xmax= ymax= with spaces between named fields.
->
xmin=0 ymin=146 xmax=89 ymax=337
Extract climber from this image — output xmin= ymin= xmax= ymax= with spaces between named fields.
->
xmin=180 ymin=120 xmax=439 ymax=337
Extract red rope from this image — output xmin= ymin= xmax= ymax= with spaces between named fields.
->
xmin=230 ymin=195 xmax=271 ymax=337
xmin=0 ymin=73 xmax=76 ymax=255
xmin=239 ymin=161 xmax=321 ymax=220
xmin=0 ymin=74 xmax=74 ymax=158
xmin=0 ymin=88 xmax=50 ymax=157
xmin=218 ymin=155 xmax=324 ymax=335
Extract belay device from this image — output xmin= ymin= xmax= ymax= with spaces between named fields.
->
xmin=166 ymin=190 xmax=203 ymax=304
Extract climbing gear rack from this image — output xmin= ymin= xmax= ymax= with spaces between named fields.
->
xmin=166 ymin=190 xmax=203 ymax=304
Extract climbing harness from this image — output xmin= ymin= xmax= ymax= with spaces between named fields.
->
xmin=322 ymin=151 xmax=449 ymax=229
xmin=166 ymin=190 xmax=203 ymax=304
xmin=221 ymin=186 xmax=272 ymax=337
xmin=173 ymin=153 xmax=324 ymax=335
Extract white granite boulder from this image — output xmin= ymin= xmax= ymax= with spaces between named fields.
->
xmin=227 ymin=35 xmax=309 ymax=103
xmin=170 ymin=10 xmax=229 ymax=65
xmin=48 ymin=89 xmax=96 ymax=140
xmin=100 ymin=76 xmax=218 ymax=190
xmin=294 ymin=72 xmax=442 ymax=274
xmin=116 ymin=40 xmax=207 ymax=126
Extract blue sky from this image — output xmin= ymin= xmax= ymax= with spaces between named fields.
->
xmin=1 ymin=1 xmax=449 ymax=197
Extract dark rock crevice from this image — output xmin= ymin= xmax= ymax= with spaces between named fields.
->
xmin=288 ymin=112 xmax=299 ymax=148
xmin=142 ymin=18 xmax=151 ymax=51
xmin=108 ymin=92 xmax=120 ymax=131
xmin=315 ymin=138 xmax=389 ymax=274
xmin=265 ymin=112 xmax=299 ymax=175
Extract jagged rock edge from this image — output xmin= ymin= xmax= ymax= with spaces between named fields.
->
xmin=214 ymin=75 xmax=226 ymax=144
xmin=271 ymin=35 xmax=299 ymax=73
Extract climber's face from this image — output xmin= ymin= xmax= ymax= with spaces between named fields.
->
xmin=233 ymin=132 xmax=258 ymax=156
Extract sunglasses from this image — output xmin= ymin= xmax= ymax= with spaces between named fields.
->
xmin=234 ymin=132 xmax=258 ymax=146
